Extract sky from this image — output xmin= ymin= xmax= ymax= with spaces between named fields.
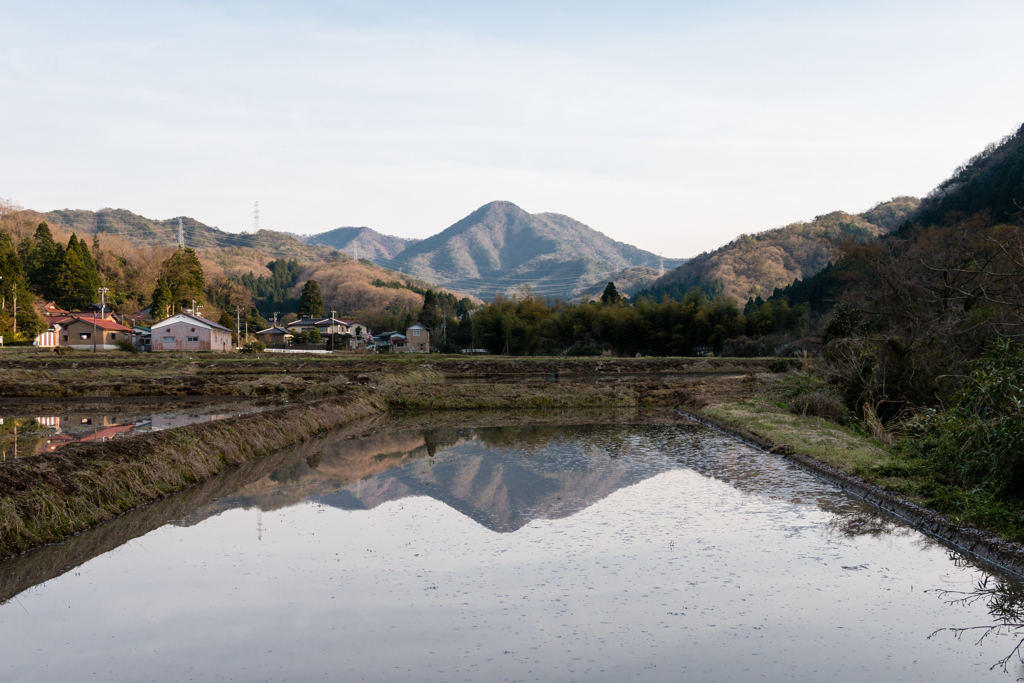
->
xmin=2 ymin=0 xmax=1023 ymax=257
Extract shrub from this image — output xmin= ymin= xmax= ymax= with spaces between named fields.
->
xmin=780 ymin=369 xmax=852 ymax=423
xmin=903 ymin=339 xmax=1024 ymax=501
xmin=769 ymin=358 xmax=789 ymax=373
xmin=241 ymin=341 xmax=266 ymax=354
xmin=114 ymin=339 xmax=139 ymax=354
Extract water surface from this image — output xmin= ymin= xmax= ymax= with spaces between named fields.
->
xmin=1 ymin=416 xmax=1021 ymax=681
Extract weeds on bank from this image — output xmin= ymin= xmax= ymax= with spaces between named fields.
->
xmin=717 ymin=343 xmax=1024 ymax=543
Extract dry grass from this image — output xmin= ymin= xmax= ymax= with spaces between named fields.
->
xmin=701 ymin=399 xmax=894 ymax=475
xmin=0 ymin=393 xmax=384 ymax=558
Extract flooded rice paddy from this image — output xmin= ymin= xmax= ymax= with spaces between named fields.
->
xmin=1 ymin=412 xmax=1022 ymax=681
xmin=0 ymin=398 xmax=263 ymax=457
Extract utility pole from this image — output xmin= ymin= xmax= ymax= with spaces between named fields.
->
xmin=330 ymin=309 xmax=335 ymax=352
xmin=11 ymin=286 xmax=15 ymax=335
xmin=273 ymin=312 xmax=279 ymax=327
xmin=98 ymin=286 xmax=109 ymax=316
xmin=235 ymin=307 xmax=242 ymax=347
xmin=92 ymin=311 xmax=97 ymax=353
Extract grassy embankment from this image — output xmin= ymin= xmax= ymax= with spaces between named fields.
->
xmin=685 ymin=370 xmax=1024 ymax=572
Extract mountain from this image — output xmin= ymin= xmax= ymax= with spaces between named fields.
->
xmin=34 ymin=207 xmax=336 ymax=262
xmin=911 ymin=123 xmax=1024 ymax=228
xmin=366 ymin=201 xmax=685 ymax=299
xmin=302 ymin=226 xmax=419 ymax=261
xmin=637 ymin=197 xmax=920 ymax=305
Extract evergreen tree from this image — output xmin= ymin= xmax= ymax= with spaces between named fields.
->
xmin=153 ymin=248 xmax=204 ymax=316
xmin=297 ymin=279 xmax=325 ymax=318
xmin=150 ymin=276 xmax=173 ymax=320
xmin=218 ymin=310 xmax=238 ymax=343
xmin=600 ymin=281 xmax=621 ymax=305
xmin=19 ymin=223 xmax=63 ymax=298
xmin=419 ymin=289 xmax=443 ymax=333
xmin=53 ymin=234 xmax=101 ymax=310
xmin=0 ymin=233 xmax=45 ymax=340
xmin=218 ymin=310 xmax=236 ymax=330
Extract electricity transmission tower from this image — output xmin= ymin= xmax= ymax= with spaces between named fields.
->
xmin=177 ymin=217 xmax=184 ymax=250
xmin=253 ymin=201 xmax=260 ymax=232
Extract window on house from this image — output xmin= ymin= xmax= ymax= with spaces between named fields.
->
xmin=413 ymin=330 xmax=420 ymax=336
xmin=80 ymin=333 xmax=91 ymax=340
xmin=163 ymin=336 xmax=176 ymax=344
xmin=187 ymin=336 xmax=199 ymax=342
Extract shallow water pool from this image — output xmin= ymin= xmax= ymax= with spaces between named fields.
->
xmin=1 ymin=417 xmax=1021 ymax=681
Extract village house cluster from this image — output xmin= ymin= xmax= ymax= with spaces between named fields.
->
xmin=29 ymin=302 xmax=433 ymax=354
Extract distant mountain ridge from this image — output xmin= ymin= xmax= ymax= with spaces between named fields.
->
xmin=637 ymin=197 xmax=920 ymax=305
xmin=302 ymin=226 xmax=419 ymax=261
xmin=344 ymin=201 xmax=685 ymax=299
xmin=35 ymin=207 xmax=335 ymax=262
xmin=34 ymin=204 xmax=685 ymax=300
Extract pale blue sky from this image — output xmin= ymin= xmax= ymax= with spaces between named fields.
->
xmin=2 ymin=0 xmax=1022 ymax=256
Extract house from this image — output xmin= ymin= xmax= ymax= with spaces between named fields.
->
xmin=151 ymin=313 xmax=234 ymax=352
xmin=255 ymin=326 xmax=294 ymax=346
xmin=133 ymin=326 xmax=151 ymax=352
xmin=405 ymin=323 xmax=430 ymax=352
xmin=337 ymin=318 xmax=368 ymax=337
xmin=372 ymin=331 xmax=398 ymax=352
xmin=60 ymin=316 xmax=134 ymax=350
xmin=386 ymin=324 xmax=430 ymax=353
xmin=287 ymin=318 xmax=324 ymax=334
xmin=38 ymin=301 xmax=70 ymax=318
xmin=82 ymin=303 xmax=115 ymax=320
xmin=389 ymin=332 xmax=408 ymax=352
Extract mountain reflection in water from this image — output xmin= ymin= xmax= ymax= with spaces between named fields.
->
xmin=3 ymin=412 xmax=1024 ymax=682
xmin=180 ymin=419 xmax=871 ymax=534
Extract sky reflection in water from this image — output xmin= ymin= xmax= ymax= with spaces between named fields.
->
xmin=1 ymin=420 xmax=1021 ymax=681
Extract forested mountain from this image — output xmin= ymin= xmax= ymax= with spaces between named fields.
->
xmin=369 ymin=201 xmax=684 ymax=299
xmin=911 ymin=124 xmax=1024 ymax=228
xmin=637 ymin=197 xmax=920 ymax=305
xmin=302 ymin=226 xmax=419 ymax=261
xmin=33 ymin=208 xmax=335 ymax=262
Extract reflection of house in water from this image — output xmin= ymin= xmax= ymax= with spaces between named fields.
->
xmin=31 ymin=412 xmax=231 ymax=454
xmin=35 ymin=416 xmax=139 ymax=453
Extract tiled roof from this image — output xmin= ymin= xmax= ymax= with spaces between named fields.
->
xmin=256 ymin=326 xmax=293 ymax=335
xmin=69 ymin=316 xmax=134 ymax=332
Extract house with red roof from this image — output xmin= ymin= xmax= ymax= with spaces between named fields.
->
xmin=60 ymin=316 xmax=134 ymax=350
